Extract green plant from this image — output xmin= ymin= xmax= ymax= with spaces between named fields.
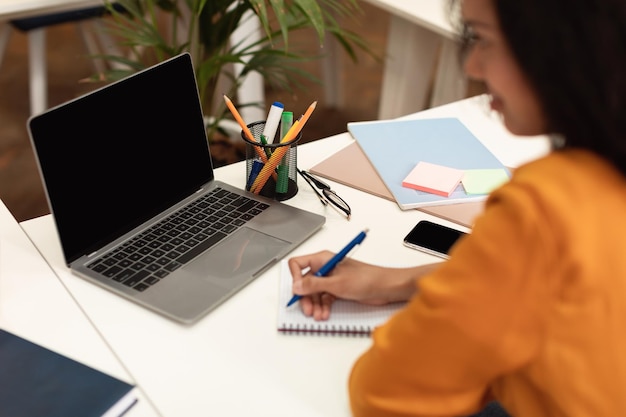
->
xmin=98 ymin=0 xmax=374 ymax=140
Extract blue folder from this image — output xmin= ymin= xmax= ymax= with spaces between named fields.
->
xmin=348 ymin=117 xmax=509 ymax=210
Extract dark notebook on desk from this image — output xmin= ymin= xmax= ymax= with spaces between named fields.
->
xmin=27 ymin=53 xmax=325 ymax=324
xmin=0 ymin=329 xmax=137 ymax=417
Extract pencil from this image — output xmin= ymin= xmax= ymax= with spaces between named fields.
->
xmin=250 ymin=101 xmax=317 ymax=193
xmin=250 ymin=120 xmax=301 ymax=193
xmin=295 ymin=101 xmax=317 ymax=134
xmin=223 ymin=95 xmax=268 ymax=164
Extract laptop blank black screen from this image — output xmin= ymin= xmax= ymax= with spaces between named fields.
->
xmin=28 ymin=54 xmax=215 ymax=264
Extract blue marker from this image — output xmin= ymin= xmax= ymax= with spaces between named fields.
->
xmin=286 ymin=229 xmax=369 ymax=307
xmin=246 ymin=159 xmax=264 ymax=190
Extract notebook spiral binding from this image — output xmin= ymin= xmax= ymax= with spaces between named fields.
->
xmin=278 ymin=323 xmax=372 ymax=337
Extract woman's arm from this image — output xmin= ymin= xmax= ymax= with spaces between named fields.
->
xmin=288 ymin=252 xmax=441 ymax=320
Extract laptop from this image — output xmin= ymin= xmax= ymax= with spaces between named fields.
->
xmin=27 ymin=53 xmax=325 ymax=325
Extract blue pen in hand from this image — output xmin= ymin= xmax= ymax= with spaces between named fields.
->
xmin=286 ymin=228 xmax=369 ymax=307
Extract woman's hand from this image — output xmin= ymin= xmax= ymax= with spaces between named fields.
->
xmin=288 ymin=251 xmax=441 ymax=321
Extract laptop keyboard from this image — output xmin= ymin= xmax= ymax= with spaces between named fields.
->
xmin=86 ymin=187 xmax=269 ymax=292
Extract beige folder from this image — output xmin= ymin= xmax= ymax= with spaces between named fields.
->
xmin=309 ymin=142 xmax=485 ymax=228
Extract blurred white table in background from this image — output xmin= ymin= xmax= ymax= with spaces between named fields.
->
xmin=361 ymin=0 xmax=465 ymax=118
xmin=0 ymin=0 xmax=101 ymax=19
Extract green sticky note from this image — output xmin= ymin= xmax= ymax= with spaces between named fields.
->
xmin=462 ymin=169 xmax=510 ymax=195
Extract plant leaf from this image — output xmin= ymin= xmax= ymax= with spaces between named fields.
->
xmin=292 ymin=0 xmax=325 ymax=43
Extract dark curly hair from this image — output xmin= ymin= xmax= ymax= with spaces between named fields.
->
xmin=449 ymin=0 xmax=626 ymax=176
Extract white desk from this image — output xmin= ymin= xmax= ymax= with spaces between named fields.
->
xmin=20 ymin=96 xmax=550 ymax=416
xmin=0 ymin=199 xmax=158 ymax=416
xmin=0 ymin=0 xmax=101 ymax=20
xmin=359 ymin=0 xmax=465 ymax=119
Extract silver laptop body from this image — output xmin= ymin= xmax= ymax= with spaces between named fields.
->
xmin=27 ymin=53 xmax=325 ymax=324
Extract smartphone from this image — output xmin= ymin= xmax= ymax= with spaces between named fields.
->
xmin=403 ymin=220 xmax=467 ymax=259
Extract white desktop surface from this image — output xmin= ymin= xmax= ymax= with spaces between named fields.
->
xmin=0 ymin=200 xmax=158 ymax=417
xmin=0 ymin=0 xmax=102 ymax=19
xmin=20 ymin=96 xmax=550 ymax=417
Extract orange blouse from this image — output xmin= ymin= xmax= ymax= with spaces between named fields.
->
xmin=349 ymin=149 xmax=626 ymax=416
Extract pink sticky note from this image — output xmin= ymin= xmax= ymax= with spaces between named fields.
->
xmin=401 ymin=161 xmax=464 ymax=197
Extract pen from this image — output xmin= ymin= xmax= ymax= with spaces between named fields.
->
xmin=246 ymin=158 xmax=264 ymax=190
xmin=286 ymin=228 xmax=369 ymax=307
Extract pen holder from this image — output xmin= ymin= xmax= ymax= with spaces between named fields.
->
xmin=242 ymin=121 xmax=301 ymax=201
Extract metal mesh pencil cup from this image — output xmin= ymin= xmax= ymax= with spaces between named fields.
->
xmin=242 ymin=121 xmax=301 ymax=201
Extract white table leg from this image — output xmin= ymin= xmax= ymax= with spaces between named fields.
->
xmin=430 ymin=38 xmax=466 ymax=108
xmin=377 ymin=16 xmax=441 ymax=119
xmin=320 ymin=30 xmax=344 ymax=108
xmin=0 ymin=22 xmax=12 ymax=69
xmin=76 ymin=21 xmax=105 ymax=74
xmin=28 ymin=28 xmax=47 ymax=116
xmin=231 ymin=11 xmax=265 ymax=123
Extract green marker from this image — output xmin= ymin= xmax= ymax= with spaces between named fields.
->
xmin=276 ymin=111 xmax=294 ymax=194
xmin=280 ymin=111 xmax=294 ymax=141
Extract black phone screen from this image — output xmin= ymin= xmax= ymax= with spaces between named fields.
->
xmin=403 ymin=220 xmax=467 ymax=256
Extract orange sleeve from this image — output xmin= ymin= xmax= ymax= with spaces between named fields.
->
xmin=349 ymin=179 xmax=555 ymax=417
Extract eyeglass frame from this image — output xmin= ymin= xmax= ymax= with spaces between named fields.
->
xmin=297 ymin=169 xmax=351 ymax=219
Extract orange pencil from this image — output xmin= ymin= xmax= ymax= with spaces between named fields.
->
xmin=223 ymin=95 xmax=268 ymax=164
xmin=291 ymin=101 xmax=317 ymax=138
xmin=250 ymin=101 xmax=317 ymax=193
xmin=250 ymin=120 xmax=301 ymax=193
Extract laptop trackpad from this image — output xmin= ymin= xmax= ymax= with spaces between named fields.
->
xmin=182 ymin=227 xmax=290 ymax=283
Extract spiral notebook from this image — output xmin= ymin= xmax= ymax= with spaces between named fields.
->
xmin=277 ymin=261 xmax=405 ymax=336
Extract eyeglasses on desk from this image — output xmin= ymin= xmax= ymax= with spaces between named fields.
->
xmin=297 ymin=169 xmax=351 ymax=220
